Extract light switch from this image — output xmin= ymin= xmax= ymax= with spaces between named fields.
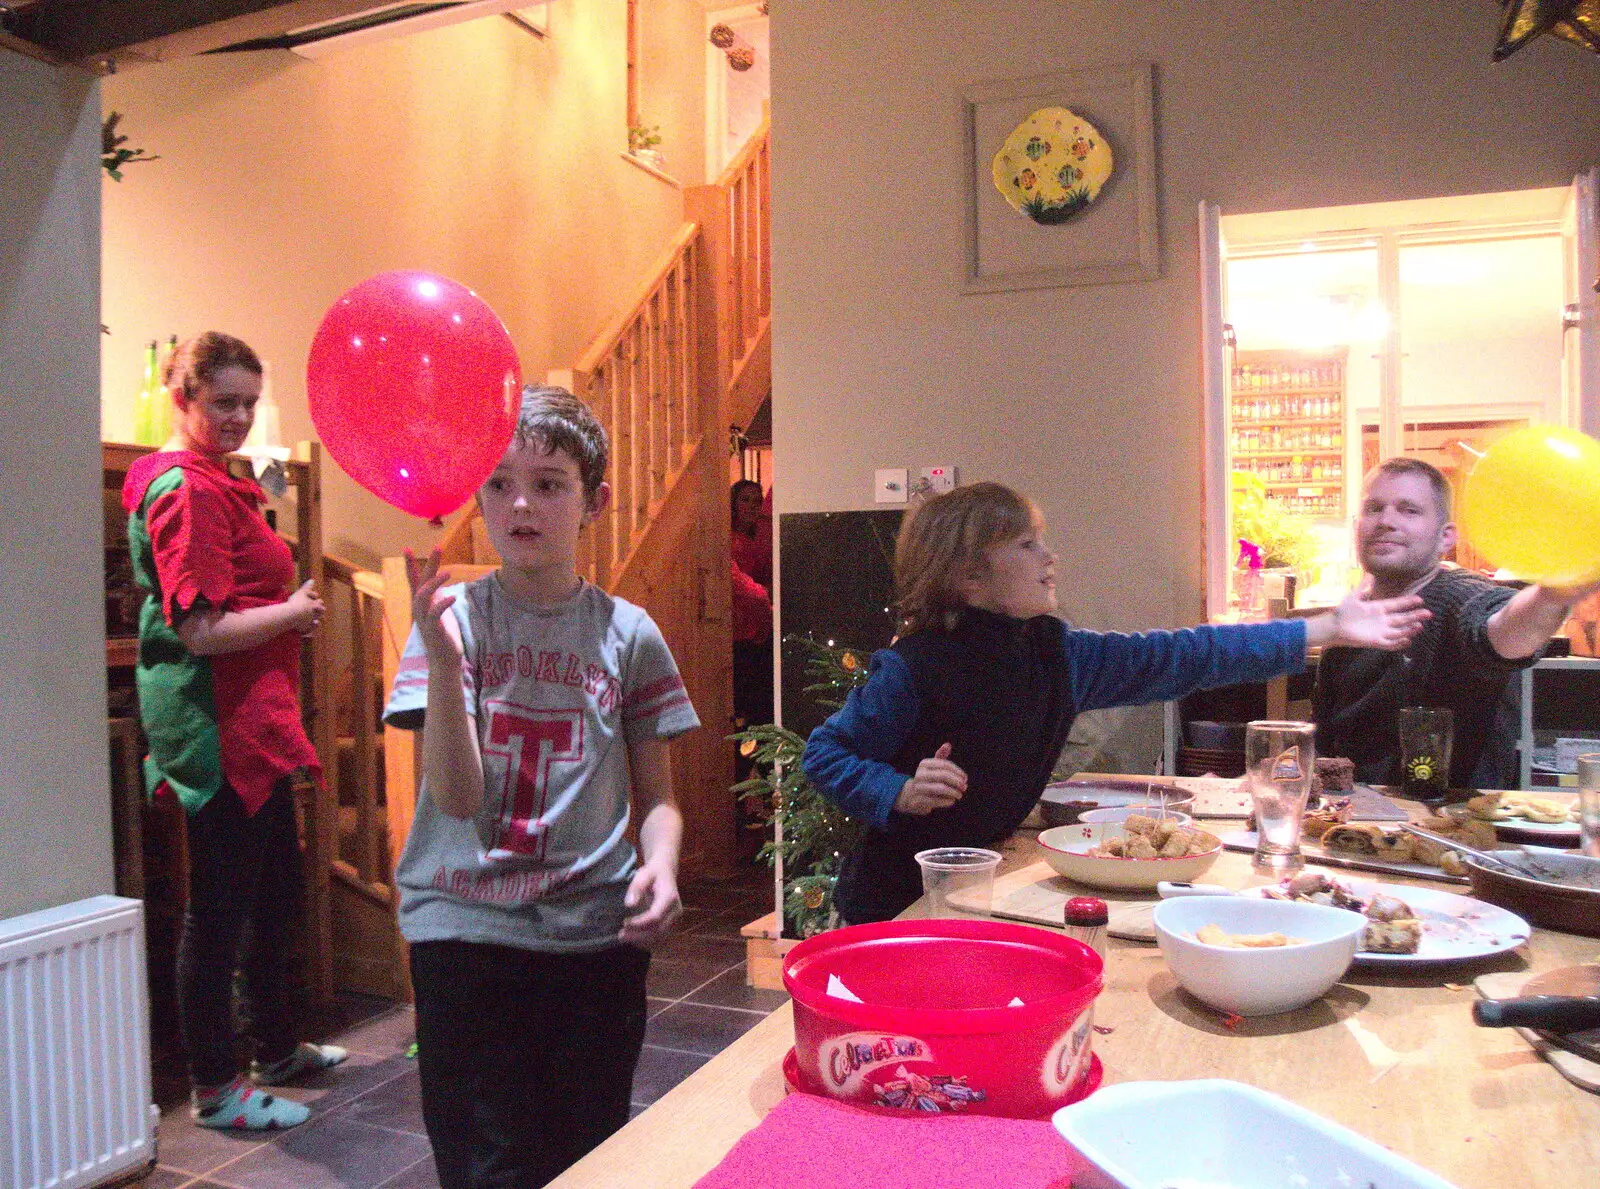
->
xmin=921 ymin=465 xmax=958 ymax=494
xmin=874 ymin=467 xmax=909 ymax=504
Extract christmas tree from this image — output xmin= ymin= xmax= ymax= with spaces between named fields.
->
xmin=730 ymin=637 xmax=870 ymax=937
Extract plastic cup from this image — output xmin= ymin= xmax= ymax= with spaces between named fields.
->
xmin=1578 ymin=753 xmax=1600 ymax=859
xmin=1246 ymin=720 xmax=1315 ymax=873
xmin=914 ymin=847 xmax=1002 ymax=918
xmin=1397 ymin=706 xmax=1453 ymax=803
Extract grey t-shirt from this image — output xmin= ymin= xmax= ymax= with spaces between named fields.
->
xmin=383 ymin=575 xmax=700 ymax=952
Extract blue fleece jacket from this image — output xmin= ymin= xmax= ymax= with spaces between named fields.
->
xmin=802 ymin=608 xmax=1307 ymax=923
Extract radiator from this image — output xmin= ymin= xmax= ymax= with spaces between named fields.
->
xmin=1 ymin=896 xmax=157 ymax=1189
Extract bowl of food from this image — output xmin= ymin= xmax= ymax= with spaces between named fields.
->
xmin=1464 ymin=850 xmax=1600 ymax=939
xmin=1038 ymin=817 xmax=1221 ymax=891
xmin=1036 ymin=780 xmax=1194 ymax=829
xmin=1152 ymin=896 xmax=1364 ymax=1016
xmin=1054 ymin=1079 xmax=1459 ymax=1189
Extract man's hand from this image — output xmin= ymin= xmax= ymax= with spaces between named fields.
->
xmin=619 ymin=860 xmax=682 ymax=944
xmin=1306 ymin=590 xmax=1431 ymax=652
xmin=405 ymin=548 xmax=462 ymax=663
xmin=894 ymin=742 xmax=967 ymax=815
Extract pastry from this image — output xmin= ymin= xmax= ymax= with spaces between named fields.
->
xmin=1362 ymin=917 xmax=1423 ymax=954
xmin=1263 ymin=874 xmax=1421 ymax=954
xmin=1372 ymin=832 xmax=1416 ymax=862
xmin=1466 ymin=793 xmax=1511 ymax=821
xmin=1320 ymin=824 xmax=1385 ymax=855
xmin=1302 ymin=797 xmax=1352 ymax=840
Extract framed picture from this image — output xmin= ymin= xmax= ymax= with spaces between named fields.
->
xmin=961 ymin=62 xmax=1158 ymax=293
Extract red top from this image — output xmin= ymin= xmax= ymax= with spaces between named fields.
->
xmin=731 ymin=526 xmax=772 ymax=590
xmin=731 ymin=557 xmax=773 ymax=644
xmin=123 ymin=451 xmax=319 ymax=814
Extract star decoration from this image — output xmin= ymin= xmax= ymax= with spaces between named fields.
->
xmin=1494 ymin=0 xmax=1600 ymax=61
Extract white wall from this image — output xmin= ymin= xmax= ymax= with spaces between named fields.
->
xmin=770 ymin=1 xmax=1600 ymax=766
xmin=102 ymin=2 xmax=708 ymax=567
xmin=0 ymin=48 xmax=114 ymax=920
xmin=771 ymin=1 xmax=1600 ymax=632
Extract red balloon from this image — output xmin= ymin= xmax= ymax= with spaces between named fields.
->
xmin=307 ymin=271 xmax=521 ymax=521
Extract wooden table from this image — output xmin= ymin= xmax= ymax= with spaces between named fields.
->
xmin=549 ymin=803 xmax=1600 ymax=1189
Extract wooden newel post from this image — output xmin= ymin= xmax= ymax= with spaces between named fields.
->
xmin=294 ymin=440 xmax=335 ymax=1005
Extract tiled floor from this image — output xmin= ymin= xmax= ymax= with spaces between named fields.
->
xmin=147 ymin=872 xmax=782 ymax=1189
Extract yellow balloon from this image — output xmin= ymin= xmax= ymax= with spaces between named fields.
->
xmin=1458 ymin=426 xmax=1600 ymax=587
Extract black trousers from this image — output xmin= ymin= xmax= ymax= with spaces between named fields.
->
xmin=410 ymin=938 xmax=651 ymax=1189
xmin=178 ymin=780 xmax=301 ymax=1088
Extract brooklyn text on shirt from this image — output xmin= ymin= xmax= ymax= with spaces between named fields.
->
xmin=428 ymin=864 xmax=578 ymax=902
xmin=474 ymin=646 xmax=623 ymax=710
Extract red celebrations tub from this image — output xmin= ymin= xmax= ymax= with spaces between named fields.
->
xmin=782 ymin=918 xmax=1103 ymax=1120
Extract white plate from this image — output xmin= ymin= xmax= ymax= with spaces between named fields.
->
xmin=1445 ymin=796 xmax=1581 ymax=842
xmin=1246 ymin=876 xmax=1530 ymax=965
xmin=1490 ymin=816 xmax=1582 ymax=841
xmin=1219 ymin=830 xmax=1470 ymax=885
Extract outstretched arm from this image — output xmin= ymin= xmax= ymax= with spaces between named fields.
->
xmin=1485 ymin=578 xmax=1600 ymax=660
xmin=1303 ymin=589 xmax=1431 ymax=653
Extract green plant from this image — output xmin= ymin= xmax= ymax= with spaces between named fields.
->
xmin=627 ymin=123 xmax=662 ymax=154
xmin=730 ymin=637 xmax=869 ymax=938
xmin=1231 ymin=471 xmax=1319 ymax=572
xmin=101 ymin=112 xmax=159 ymax=181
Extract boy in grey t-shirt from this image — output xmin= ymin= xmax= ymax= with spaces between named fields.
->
xmin=384 ymin=387 xmax=698 ymax=1189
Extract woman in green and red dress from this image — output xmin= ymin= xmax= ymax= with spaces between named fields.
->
xmin=123 ymin=331 xmax=344 ymax=1130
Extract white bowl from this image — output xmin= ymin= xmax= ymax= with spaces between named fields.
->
xmin=1054 ymin=1079 xmax=1460 ymax=1189
xmin=1152 ymin=896 xmax=1363 ymax=1017
xmin=1037 ymin=822 xmax=1221 ymax=891
xmin=1078 ymin=806 xmax=1194 ymax=828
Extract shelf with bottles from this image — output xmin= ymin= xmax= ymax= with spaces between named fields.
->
xmin=1232 ymin=396 xmax=1344 ymax=423
xmin=1269 ymin=490 xmax=1343 ymax=517
xmin=1234 ymin=455 xmax=1344 ymax=483
xmin=1232 ymin=426 xmax=1345 ymax=452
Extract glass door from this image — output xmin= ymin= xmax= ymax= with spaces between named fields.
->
xmin=1206 ymin=186 xmax=1582 ymax=614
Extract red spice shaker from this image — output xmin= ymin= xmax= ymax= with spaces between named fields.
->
xmin=1063 ymin=896 xmax=1108 ymax=963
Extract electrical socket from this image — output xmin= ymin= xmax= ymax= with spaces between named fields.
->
xmin=921 ymin=465 xmax=958 ymax=494
xmin=874 ymin=468 xmax=909 ymax=504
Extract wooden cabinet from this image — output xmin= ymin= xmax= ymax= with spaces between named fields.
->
xmin=1230 ymin=347 xmax=1348 ymax=518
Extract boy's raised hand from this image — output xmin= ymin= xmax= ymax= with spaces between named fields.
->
xmin=1306 ymin=589 xmax=1431 ymax=652
xmin=895 ymin=742 xmax=967 ymax=815
xmin=619 ymin=860 xmax=682 ymax=944
xmin=405 ymin=547 xmax=463 ymax=662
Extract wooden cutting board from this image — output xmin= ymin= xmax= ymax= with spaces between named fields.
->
xmin=1475 ymin=968 xmax=1600 ymax=1095
xmin=978 ymin=851 xmax=1275 ymax=942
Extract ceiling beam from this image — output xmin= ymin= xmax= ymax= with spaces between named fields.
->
xmin=9 ymin=0 xmax=386 ymax=69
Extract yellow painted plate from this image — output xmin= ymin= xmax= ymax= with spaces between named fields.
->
xmin=992 ymin=107 xmax=1113 ymax=225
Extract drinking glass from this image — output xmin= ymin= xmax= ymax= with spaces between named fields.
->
xmin=914 ymin=847 xmax=1002 ymax=917
xmin=1397 ymin=706 xmax=1453 ymax=804
xmin=1578 ymin=753 xmax=1600 ymax=860
xmin=1246 ymin=720 xmax=1316 ymax=873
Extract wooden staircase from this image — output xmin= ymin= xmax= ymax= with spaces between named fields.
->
xmin=324 ymin=124 xmax=772 ymax=998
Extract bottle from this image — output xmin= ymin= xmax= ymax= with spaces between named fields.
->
xmin=1063 ymin=897 xmax=1108 ymax=964
xmin=1233 ymin=539 xmax=1266 ymax=621
xmin=150 ymin=334 xmax=176 ymax=447
xmin=132 ymin=339 xmax=159 ymax=445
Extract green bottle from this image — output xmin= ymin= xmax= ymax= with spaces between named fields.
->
xmin=150 ymin=334 xmax=176 ymax=446
xmin=133 ymin=339 xmax=159 ymax=445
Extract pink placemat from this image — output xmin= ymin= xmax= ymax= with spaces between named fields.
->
xmin=691 ymin=1093 xmax=1077 ymax=1189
